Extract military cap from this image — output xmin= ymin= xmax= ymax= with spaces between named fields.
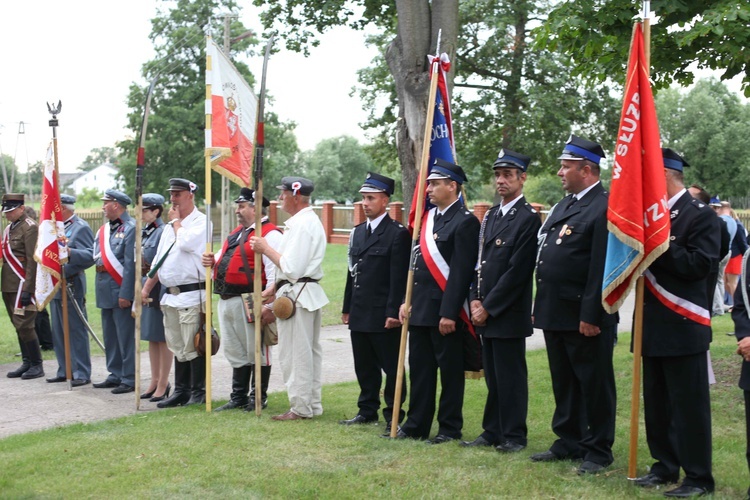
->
xmin=662 ymin=148 xmax=690 ymax=173
xmin=167 ymin=178 xmax=198 ymax=193
xmin=709 ymin=196 xmax=721 ymax=207
xmin=235 ymin=187 xmax=270 ymax=207
xmin=276 ymin=177 xmax=314 ymax=196
xmin=493 ymin=149 xmax=531 ymax=172
xmin=60 ymin=193 xmax=76 ymax=205
xmin=426 ymin=158 xmax=468 ymax=185
xmin=101 ymin=189 xmax=132 ymax=206
xmin=359 ymin=172 xmax=395 ymax=196
xmin=558 ymin=134 xmax=606 ymax=165
xmin=1 ymin=193 xmax=24 ymax=213
xmin=142 ymin=193 xmax=165 ymax=208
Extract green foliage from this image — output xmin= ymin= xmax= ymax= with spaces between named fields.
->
xmin=0 ymin=154 xmax=19 ymax=196
xmin=655 ymin=78 xmax=750 ymax=199
xmin=301 ymin=136 xmax=374 ymax=203
xmin=76 ymin=187 xmax=105 ymax=208
xmin=534 ymin=0 xmax=750 ymax=96
xmin=79 ymin=147 xmax=118 ymax=172
xmin=524 ymin=174 xmax=565 ymax=208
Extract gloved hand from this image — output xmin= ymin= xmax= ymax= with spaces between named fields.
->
xmin=20 ymin=291 xmax=33 ymax=307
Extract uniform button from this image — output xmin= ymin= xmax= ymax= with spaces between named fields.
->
xmin=544 ymin=243 xmax=548 ymax=247
xmin=539 ymin=261 xmax=543 ymax=265
xmin=482 ymin=261 xmax=486 ymax=264
xmin=358 ymin=258 xmax=362 ymax=262
xmin=550 ymin=227 xmax=556 ymax=231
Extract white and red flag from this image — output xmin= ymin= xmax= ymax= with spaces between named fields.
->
xmin=602 ymin=23 xmax=669 ymax=313
xmin=34 ymin=143 xmax=69 ymax=309
xmin=205 ymin=37 xmax=259 ymax=187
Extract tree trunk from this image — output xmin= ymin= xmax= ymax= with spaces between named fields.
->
xmin=387 ymin=0 xmax=458 ymax=217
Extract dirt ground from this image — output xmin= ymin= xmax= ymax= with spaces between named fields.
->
xmin=1 ymin=294 xmax=637 ymax=440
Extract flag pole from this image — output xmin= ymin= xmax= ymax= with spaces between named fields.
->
xmin=47 ymin=101 xmax=72 ymax=391
xmin=390 ymin=31 xmax=443 ymax=438
xmin=253 ymin=35 xmax=274 ymax=417
xmin=133 ymin=76 xmax=158 ymax=411
xmin=205 ymin=42 xmax=215 ymax=412
xmin=627 ymin=1 xmax=650 ymax=479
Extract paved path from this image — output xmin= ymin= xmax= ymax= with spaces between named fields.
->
xmin=0 ymin=293 xmax=634 ymax=439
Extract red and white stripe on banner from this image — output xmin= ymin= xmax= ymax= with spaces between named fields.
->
xmin=2 ymin=224 xmax=30 ymax=311
xmin=643 ymin=269 xmax=711 ymax=326
xmin=96 ymin=224 xmax=124 ymax=285
xmin=419 ymin=208 xmax=476 ymax=334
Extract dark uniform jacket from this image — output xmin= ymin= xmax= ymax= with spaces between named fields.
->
xmin=343 ymin=214 xmax=410 ymax=333
xmin=471 ymin=197 xmax=540 ymax=339
xmin=642 ymin=191 xmax=720 ymax=357
xmin=732 ymin=269 xmax=750 ymax=391
xmin=54 ymin=215 xmax=95 ymax=301
xmin=1 ymin=216 xmax=38 ymax=295
xmin=410 ymin=201 xmax=480 ymax=327
xmin=533 ymin=182 xmax=617 ymax=330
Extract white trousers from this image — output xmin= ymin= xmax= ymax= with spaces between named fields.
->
xmin=218 ymin=296 xmax=271 ymax=368
xmin=278 ymin=306 xmax=323 ymax=418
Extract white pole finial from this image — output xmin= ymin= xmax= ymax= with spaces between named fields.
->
xmin=643 ymin=1 xmax=650 ymax=20
xmin=436 ymin=29 xmax=442 ymax=55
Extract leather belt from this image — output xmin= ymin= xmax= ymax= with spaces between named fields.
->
xmin=276 ymin=277 xmax=319 ymax=289
xmin=219 ymin=294 xmax=241 ymax=300
xmin=166 ymin=282 xmax=206 ymax=295
xmin=95 ymin=265 xmax=107 ymax=273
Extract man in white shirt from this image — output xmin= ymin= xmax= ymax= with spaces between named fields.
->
xmin=251 ymin=176 xmax=329 ymax=420
xmin=142 ymin=178 xmax=211 ymax=408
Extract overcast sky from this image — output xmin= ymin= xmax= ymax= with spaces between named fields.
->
xmin=0 ymin=1 xmax=376 ymax=174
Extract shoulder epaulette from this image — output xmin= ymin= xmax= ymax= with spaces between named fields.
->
xmin=24 ymin=217 xmax=36 ymax=226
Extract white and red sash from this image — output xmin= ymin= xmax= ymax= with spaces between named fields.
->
xmin=643 ymin=269 xmax=711 ymax=326
xmin=2 ymin=223 xmax=32 ymax=312
xmin=96 ymin=223 xmax=124 ymax=285
xmin=419 ymin=208 xmax=476 ymax=334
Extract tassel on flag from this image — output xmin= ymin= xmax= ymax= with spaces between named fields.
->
xmin=602 ymin=22 xmax=669 ymax=313
xmin=205 ymin=37 xmax=259 ymax=187
xmin=407 ymin=53 xmax=456 ymax=233
xmin=34 ymin=142 xmax=69 ymax=309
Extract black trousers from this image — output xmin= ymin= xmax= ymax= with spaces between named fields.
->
xmin=543 ymin=326 xmax=616 ymax=465
xmin=480 ymin=336 xmax=527 ymax=446
xmin=350 ymin=329 xmax=405 ymax=423
xmin=402 ymin=324 xmax=465 ymax=439
xmin=745 ymin=390 xmax=750 ymax=497
xmin=643 ymin=352 xmax=714 ymax=490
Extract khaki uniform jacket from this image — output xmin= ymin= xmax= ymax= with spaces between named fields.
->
xmin=1 ymin=217 xmax=38 ymax=294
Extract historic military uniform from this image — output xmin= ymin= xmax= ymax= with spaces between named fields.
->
xmin=2 ymin=193 xmax=43 ymax=380
xmin=47 ymin=194 xmax=96 ymax=385
xmin=141 ymin=193 xmax=166 ymax=344
xmin=399 ymin=160 xmax=480 ymax=442
xmin=466 ymin=150 xmax=540 ymax=451
xmin=532 ymin=136 xmax=617 ymax=469
xmin=636 ymin=149 xmax=718 ymax=493
xmin=341 ymin=173 xmax=410 ymax=429
xmin=93 ymin=189 xmax=136 ymax=393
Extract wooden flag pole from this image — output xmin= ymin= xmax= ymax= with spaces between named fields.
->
xmin=627 ymin=4 xmax=650 ymax=479
xmin=390 ymin=34 xmax=443 ymax=438
xmin=253 ymin=36 xmax=274 ymax=417
xmin=47 ymin=102 xmax=72 ymax=391
xmin=205 ymin=44 xmax=214 ymax=412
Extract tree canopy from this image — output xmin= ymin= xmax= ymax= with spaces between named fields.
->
xmin=301 ymin=135 xmax=374 ymax=203
xmin=535 ymin=0 xmax=750 ymax=96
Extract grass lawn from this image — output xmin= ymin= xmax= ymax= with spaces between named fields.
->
xmin=0 ymin=312 xmax=747 ymax=497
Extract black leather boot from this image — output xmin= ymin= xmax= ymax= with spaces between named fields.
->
xmin=247 ymin=365 xmax=271 ymax=410
xmin=157 ymin=358 xmax=191 ymax=408
xmin=215 ymin=365 xmax=251 ymax=411
xmin=7 ymin=339 xmax=30 ymax=378
xmin=21 ymin=339 xmax=45 ymax=380
xmin=186 ymin=355 xmax=206 ymax=405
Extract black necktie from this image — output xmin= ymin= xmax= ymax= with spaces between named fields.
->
xmin=566 ymin=196 xmax=578 ymax=210
xmin=365 ymin=223 xmax=372 ymax=239
xmin=434 ymin=212 xmax=443 ymax=223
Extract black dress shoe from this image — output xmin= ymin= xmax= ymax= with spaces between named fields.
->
xmin=339 ymin=414 xmax=378 ymax=425
xmin=215 ymin=400 xmax=247 ymax=412
xmin=111 ymin=384 xmax=135 ymax=394
xmin=71 ymin=379 xmax=90 ymax=387
xmin=634 ymin=472 xmax=677 ymax=488
xmin=577 ymin=460 xmax=607 ymax=475
xmin=381 ymin=426 xmax=410 ymax=439
xmin=46 ymin=376 xmax=66 ymax=383
xmin=140 ymin=388 xmax=157 ymax=399
xmin=663 ymin=485 xmax=711 ymax=497
xmin=460 ymin=436 xmax=494 ymax=447
xmin=496 ymin=440 xmax=526 ymax=453
xmin=427 ymin=434 xmax=455 ymax=445
xmin=530 ymin=450 xmax=565 ymax=462
xmin=93 ymin=380 xmax=119 ymax=389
